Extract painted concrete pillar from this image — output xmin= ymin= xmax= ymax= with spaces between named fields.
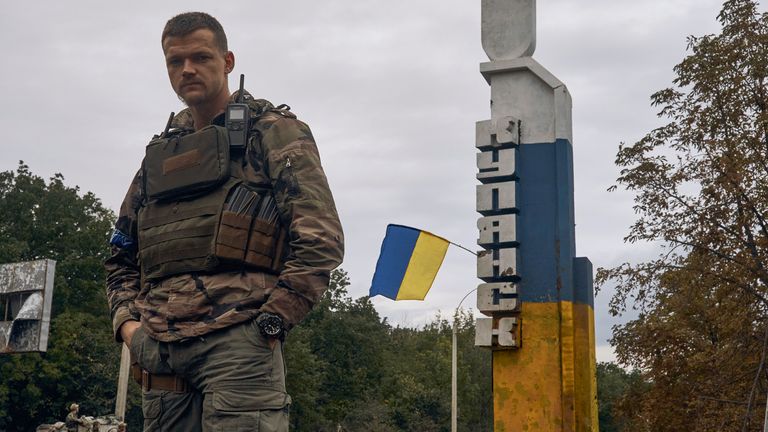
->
xmin=474 ymin=1 xmax=598 ymax=430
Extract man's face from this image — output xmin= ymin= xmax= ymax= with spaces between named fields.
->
xmin=162 ymin=29 xmax=234 ymax=108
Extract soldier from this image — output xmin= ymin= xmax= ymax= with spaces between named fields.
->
xmin=65 ymin=404 xmax=85 ymax=432
xmin=105 ymin=11 xmax=344 ymax=432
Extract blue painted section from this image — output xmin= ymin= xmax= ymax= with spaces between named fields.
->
xmin=573 ymin=257 xmax=594 ymax=308
xmin=369 ymin=224 xmax=419 ymax=300
xmin=516 ymin=139 xmax=579 ymax=303
xmin=556 ymin=139 xmax=577 ymax=303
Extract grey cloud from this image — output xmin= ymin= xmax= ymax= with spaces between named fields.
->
xmin=2 ymin=0 xmax=757 ymax=362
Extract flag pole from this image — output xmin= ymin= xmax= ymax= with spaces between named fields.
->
xmin=448 ymin=241 xmax=478 ymax=257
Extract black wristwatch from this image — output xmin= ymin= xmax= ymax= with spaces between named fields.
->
xmin=255 ymin=312 xmax=285 ymax=339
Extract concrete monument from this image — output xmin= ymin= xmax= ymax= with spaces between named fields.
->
xmin=474 ymin=1 xmax=598 ymax=430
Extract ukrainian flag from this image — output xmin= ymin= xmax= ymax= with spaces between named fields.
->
xmin=370 ymin=224 xmax=450 ymax=300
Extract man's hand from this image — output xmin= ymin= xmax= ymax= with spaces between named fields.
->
xmin=119 ymin=320 xmax=142 ymax=347
xmin=268 ymin=338 xmax=278 ymax=350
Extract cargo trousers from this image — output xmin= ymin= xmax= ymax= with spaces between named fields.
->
xmin=129 ymin=319 xmax=291 ymax=431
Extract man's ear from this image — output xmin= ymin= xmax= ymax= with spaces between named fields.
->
xmin=225 ymin=51 xmax=235 ymax=74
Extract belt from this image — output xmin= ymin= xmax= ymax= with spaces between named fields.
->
xmin=131 ymin=364 xmax=191 ymax=393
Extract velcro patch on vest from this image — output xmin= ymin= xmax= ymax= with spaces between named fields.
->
xmin=163 ymin=149 xmax=201 ymax=175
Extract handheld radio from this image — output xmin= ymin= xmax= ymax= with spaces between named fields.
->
xmin=226 ymin=74 xmax=250 ymax=150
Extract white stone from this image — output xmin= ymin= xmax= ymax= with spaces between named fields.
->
xmin=477 ymin=214 xmax=517 ymax=246
xmin=477 ymin=282 xmax=519 ymax=315
xmin=481 ymin=0 xmax=536 ymax=60
xmin=477 ymin=247 xmax=518 ymax=281
xmin=477 ymin=148 xmax=517 ymax=183
xmin=474 ymin=317 xmax=520 ymax=348
xmin=481 ymin=57 xmax=573 ymax=144
xmin=477 ymin=181 xmax=518 ymax=214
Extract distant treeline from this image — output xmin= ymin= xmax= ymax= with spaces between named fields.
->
xmin=0 ymin=164 xmax=635 ymax=432
xmin=0 ymin=163 xmax=495 ymax=432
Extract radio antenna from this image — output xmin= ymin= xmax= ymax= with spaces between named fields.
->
xmin=237 ymin=74 xmax=245 ymax=103
xmin=161 ymin=112 xmax=175 ymax=138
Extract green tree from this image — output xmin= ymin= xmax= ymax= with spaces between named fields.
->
xmin=382 ymin=311 xmax=491 ymax=432
xmin=596 ymin=362 xmax=644 ymax=432
xmin=287 ymin=269 xmax=394 ymax=431
xmin=597 ymin=1 xmax=768 ymax=429
xmin=453 ymin=311 xmax=492 ymax=432
xmin=285 ymin=270 xmax=492 ymax=432
xmin=284 ymin=325 xmax=329 ymax=430
xmin=0 ymin=163 xmax=130 ymax=431
xmin=0 ymin=163 xmax=495 ymax=431
xmin=386 ymin=321 xmax=452 ymax=432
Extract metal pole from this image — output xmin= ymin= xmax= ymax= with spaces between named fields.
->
xmin=115 ymin=344 xmax=131 ymax=420
xmin=451 ymin=289 xmax=477 ymax=432
xmin=452 ymin=320 xmax=458 ymax=432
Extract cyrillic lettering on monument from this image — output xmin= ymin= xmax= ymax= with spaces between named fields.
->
xmin=474 ymin=117 xmax=521 ymax=349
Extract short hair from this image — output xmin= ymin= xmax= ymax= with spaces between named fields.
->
xmin=162 ymin=12 xmax=228 ymax=53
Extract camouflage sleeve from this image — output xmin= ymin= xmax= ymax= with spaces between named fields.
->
xmin=104 ymin=169 xmax=143 ymax=342
xmin=255 ymin=113 xmax=344 ymax=328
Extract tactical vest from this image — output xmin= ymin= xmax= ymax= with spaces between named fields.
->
xmin=136 ymin=115 xmax=289 ymax=281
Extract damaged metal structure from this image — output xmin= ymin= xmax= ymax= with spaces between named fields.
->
xmin=0 ymin=259 xmax=56 ymax=353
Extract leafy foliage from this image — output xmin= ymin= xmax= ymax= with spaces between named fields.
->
xmin=595 ymin=362 xmax=644 ymax=432
xmin=597 ymin=1 xmax=768 ymax=429
xmin=0 ymin=163 xmax=139 ymax=431
xmin=285 ymin=269 xmax=492 ymax=432
xmin=0 ymin=164 xmax=493 ymax=432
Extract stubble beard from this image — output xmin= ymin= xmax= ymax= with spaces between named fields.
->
xmin=176 ymin=91 xmax=204 ymax=108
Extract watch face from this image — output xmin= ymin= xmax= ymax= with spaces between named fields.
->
xmin=259 ymin=315 xmax=283 ymax=337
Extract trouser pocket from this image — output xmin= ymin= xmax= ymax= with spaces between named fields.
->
xmin=205 ymin=385 xmax=291 ymax=432
xmin=129 ymin=327 xmax=171 ymax=377
xmin=141 ymin=388 xmax=204 ymax=432
xmin=142 ymin=391 xmax=163 ymax=432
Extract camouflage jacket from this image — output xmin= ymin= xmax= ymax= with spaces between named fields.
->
xmin=105 ymin=93 xmax=344 ymax=342
xmin=65 ymin=412 xmax=81 ymax=430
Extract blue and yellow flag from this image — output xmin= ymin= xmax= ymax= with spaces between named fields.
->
xmin=370 ymin=224 xmax=450 ymax=300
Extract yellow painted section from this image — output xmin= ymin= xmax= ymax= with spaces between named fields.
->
xmin=573 ymin=304 xmax=598 ymax=431
xmin=560 ymin=301 xmax=577 ymax=431
xmin=396 ymin=232 xmax=448 ymax=300
xmin=493 ymin=301 xmax=597 ymax=432
xmin=494 ymin=302 xmax=563 ymax=431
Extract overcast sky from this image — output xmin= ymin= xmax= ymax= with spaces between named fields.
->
xmin=1 ymin=0 xmax=759 ymax=363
